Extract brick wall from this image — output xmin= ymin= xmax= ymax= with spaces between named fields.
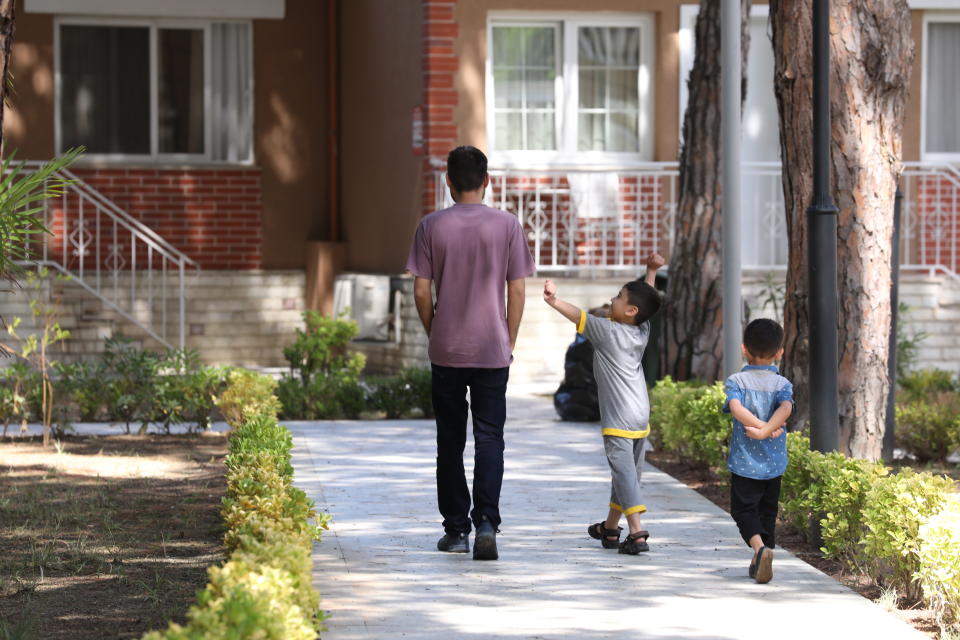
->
xmin=58 ymin=167 xmax=264 ymax=270
xmin=421 ymin=0 xmax=459 ymax=216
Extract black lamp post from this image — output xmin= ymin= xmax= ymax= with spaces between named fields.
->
xmin=807 ymin=0 xmax=840 ymax=454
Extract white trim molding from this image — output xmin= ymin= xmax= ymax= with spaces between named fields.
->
xmin=27 ymin=0 xmax=284 ymax=19
xmin=909 ymin=1 xmax=960 ymax=9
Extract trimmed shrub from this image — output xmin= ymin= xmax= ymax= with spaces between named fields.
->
xmin=860 ymin=468 xmax=955 ymax=600
xmin=217 ymin=369 xmax=282 ymax=428
xmin=917 ymin=495 xmax=960 ymax=633
xmin=400 ymin=368 xmax=434 ymax=419
xmin=649 ymin=377 xmax=728 ymax=470
xmin=899 ymin=368 xmax=958 ymax=401
xmin=895 ymin=401 xmax=960 ymax=463
xmin=144 ymin=384 xmax=325 ymax=640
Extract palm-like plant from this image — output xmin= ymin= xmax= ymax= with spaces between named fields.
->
xmin=0 ymin=147 xmax=83 ymax=341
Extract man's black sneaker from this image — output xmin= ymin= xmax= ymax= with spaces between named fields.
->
xmin=473 ymin=518 xmax=498 ymax=560
xmin=437 ymin=532 xmax=469 ymax=553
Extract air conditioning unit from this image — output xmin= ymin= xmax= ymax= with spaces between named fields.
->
xmin=332 ymin=273 xmax=391 ymax=340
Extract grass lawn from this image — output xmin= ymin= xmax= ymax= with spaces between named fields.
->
xmin=0 ymin=433 xmax=228 ymax=639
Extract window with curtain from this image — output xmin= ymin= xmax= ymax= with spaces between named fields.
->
xmin=491 ymin=25 xmax=557 ymax=151
xmin=59 ymin=20 xmax=253 ymax=162
xmin=488 ymin=17 xmax=652 ymax=159
xmin=925 ymin=21 xmax=960 ymax=156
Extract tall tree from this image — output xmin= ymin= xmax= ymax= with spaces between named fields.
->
xmin=664 ymin=0 xmax=751 ymax=382
xmin=0 ymin=0 xmax=14 ymax=155
xmin=770 ymin=0 xmax=913 ymax=459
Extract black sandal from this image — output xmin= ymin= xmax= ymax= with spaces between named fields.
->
xmin=618 ymin=530 xmax=650 ymax=555
xmin=587 ymin=522 xmax=622 ymax=549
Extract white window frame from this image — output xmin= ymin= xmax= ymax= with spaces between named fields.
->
xmin=486 ymin=12 xmax=655 ymax=168
xmin=922 ymin=12 xmax=960 ymax=162
xmin=54 ymin=15 xmax=255 ymax=165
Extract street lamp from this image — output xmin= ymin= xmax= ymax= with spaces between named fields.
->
xmin=807 ymin=0 xmax=840 ymax=453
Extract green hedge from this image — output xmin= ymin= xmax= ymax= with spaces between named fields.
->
xmin=143 ymin=370 xmax=327 ymax=639
xmin=652 ymin=378 xmax=960 ymax=632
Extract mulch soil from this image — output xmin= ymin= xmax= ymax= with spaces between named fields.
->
xmin=646 ymin=450 xmax=942 ymax=639
xmin=0 ymin=433 xmax=228 ymax=639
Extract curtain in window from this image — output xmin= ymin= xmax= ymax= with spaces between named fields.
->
xmin=577 ymin=27 xmax=640 ymax=152
xmin=926 ymin=23 xmax=960 ymax=155
xmin=211 ymin=23 xmax=253 ymax=162
xmin=492 ymin=26 xmax=556 ymax=151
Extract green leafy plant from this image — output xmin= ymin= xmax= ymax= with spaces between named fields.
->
xmin=102 ymin=335 xmax=161 ymax=434
xmin=916 ymin=495 xmax=960 ymax=634
xmin=0 ymin=148 xmax=83 ymax=297
xmin=401 ymin=367 xmax=434 ymax=419
xmin=144 ymin=380 xmax=325 ymax=640
xmin=895 ymin=303 xmax=927 ymax=380
xmin=860 ymin=468 xmax=955 ymax=600
xmin=367 ymin=375 xmax=412 ymax=419
xmin=895 ymin=401 xmax=960 ymax=463
xmin=278 ymin=311 xmax=366 ymax=420
xmin=4 ymin=268 xmax=71 ymax=444
xmin=53 ymin=360 xmax=109 ymax=422
xmin=216 ymin=369 xmax=281 ymax=429
xmin=649 ymin=377 xmax=729 ymax=470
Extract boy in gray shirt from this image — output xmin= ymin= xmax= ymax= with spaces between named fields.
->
xmin=543 ymin=253 xmax=665 ymax=554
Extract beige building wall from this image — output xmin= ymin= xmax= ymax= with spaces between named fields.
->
xmin=904 ymin=10 xmax=925 ymax=163
xmin=254 ymin=0 xmax=331 ymax=269
xmin=5 ymin=7 xmax=54 ymax=158
xmin=339 ymin=0 xmax=425 ymax=273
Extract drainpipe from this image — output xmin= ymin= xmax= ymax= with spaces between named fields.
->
xmin=327 ymin=0 xmax=340 ymax=241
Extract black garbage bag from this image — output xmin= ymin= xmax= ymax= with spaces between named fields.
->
xmin=553 ymin=333 xmax=600 ymax=421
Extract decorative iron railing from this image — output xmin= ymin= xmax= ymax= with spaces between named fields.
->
xmin=18 ymin=162 xmax=198 ymax=349
xmin=432 ymin=161 xmax=960 ymax=281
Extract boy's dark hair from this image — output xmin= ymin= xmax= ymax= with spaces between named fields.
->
xmin=743 ymin=318 xmax=784 ymax=359
xmin=623 ymin=280 xmax=661 ymax=326
xmin=446 ymin=146 xmax=488 ymax=193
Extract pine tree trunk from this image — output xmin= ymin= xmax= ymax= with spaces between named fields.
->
xmin=770 ymin=0 xmax=913 ymax=459
xmin=664 ymin=0 xmax=750 ymax=382
xmin=0 ymin=0 xmax=15 ymax=157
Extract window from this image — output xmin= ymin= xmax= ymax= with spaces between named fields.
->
xmin=57 ymin=19 xmax=253 ymax=162
xmin=487 ymin=14 xmax=654 ymax=163
xmin=924 ymin=17 xmax=960 ymax=158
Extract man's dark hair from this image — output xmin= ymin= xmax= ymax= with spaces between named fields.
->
xmin=623 ymin=280 xmax=661 ymax=326
xmin=743 ymin=318 xmax=785 ymax=359
xmin=447 ymin=146 xmax=488 ymax=193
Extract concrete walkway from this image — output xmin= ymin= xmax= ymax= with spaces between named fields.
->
xmin=289 ymin=394 xmax=928 ymax=640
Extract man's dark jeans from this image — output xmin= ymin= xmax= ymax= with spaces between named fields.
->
xmin=432 ymin=364 xmax=509 ymax=535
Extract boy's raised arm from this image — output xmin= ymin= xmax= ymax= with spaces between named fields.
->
xmin=645 ymin=253 xmax=666 ymax=287
xmin=543 ymin=279 xmax=583 ymax=326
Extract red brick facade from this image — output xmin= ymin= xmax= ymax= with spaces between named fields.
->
xmin=421 ymin=0 xmax=459 ymax=216
xmin=69 ymin=168 xmax=263 ymax=270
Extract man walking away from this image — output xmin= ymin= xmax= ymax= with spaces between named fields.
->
xmin=405 ymin=145 xmax=536 ymax=560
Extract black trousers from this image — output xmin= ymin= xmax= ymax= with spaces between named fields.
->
xmin=730 ymin=473 xmax=781 ymax=549
xmin=432 ymin=364 xmax=509 ymax=534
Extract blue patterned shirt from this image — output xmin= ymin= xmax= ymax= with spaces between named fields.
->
xmin=722 ymin=365 xmax=793 ymax=480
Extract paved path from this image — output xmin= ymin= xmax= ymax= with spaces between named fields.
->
xmin=290 ymin=394 xmax=927 ymax=640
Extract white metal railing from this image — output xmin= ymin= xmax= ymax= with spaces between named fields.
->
xmin=17 ymin=162 xmax=198 ymax=349
xmin=432 ymin=161 xmax=960 ymax=281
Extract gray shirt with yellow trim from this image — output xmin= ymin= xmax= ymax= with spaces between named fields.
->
xmin=578 ymin=311 xmax=651 ymax=438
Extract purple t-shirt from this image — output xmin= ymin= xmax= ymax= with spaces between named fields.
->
xmin=405 ymin=203 xmax=536 ymax=368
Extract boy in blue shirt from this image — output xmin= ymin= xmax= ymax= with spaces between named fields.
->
xmin=723 ymin=318 xmax=793 ymax=584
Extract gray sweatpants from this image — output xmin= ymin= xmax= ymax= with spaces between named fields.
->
xmin=603 ymin=435 xmax=647 ymax=516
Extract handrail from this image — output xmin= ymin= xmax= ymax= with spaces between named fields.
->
xmin=12 ymin=162 xmax=197 ymax=349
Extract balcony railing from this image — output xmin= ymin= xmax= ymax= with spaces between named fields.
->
xmin=432 ymin=161 xmax=960 ymax=281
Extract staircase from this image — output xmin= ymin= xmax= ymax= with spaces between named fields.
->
xmin=13 ymin=161 xmax=198 ymax=350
